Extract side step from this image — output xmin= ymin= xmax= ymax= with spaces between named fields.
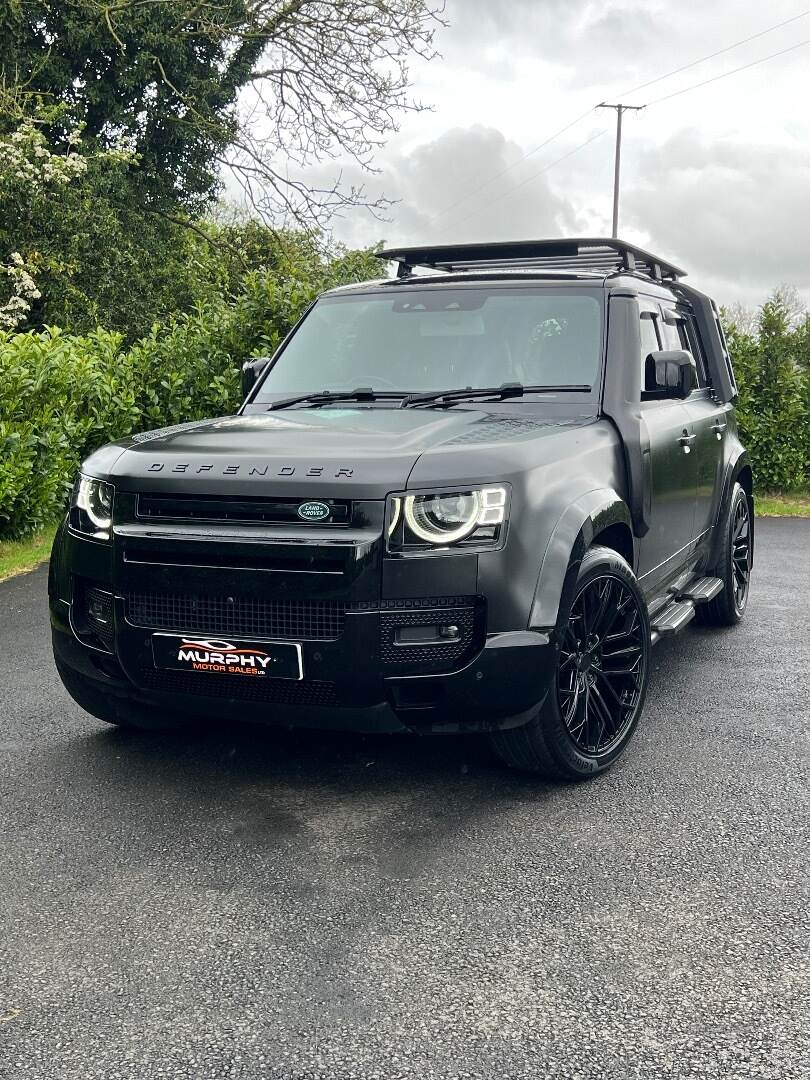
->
xmin=676 ymin=576 xmax=723 ymax=604
xmin=650 ymin=600 xmax=696 ymax=643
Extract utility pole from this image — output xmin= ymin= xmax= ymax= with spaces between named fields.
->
xmin=597 ymin=103 xmax=645 ymax=238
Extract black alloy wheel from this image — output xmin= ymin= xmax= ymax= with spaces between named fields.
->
xmin=489 ymin=546 xmax=651 ymax=779
xmin=696 ymin=482 xmax=752 ymax=627
xmin=731 ymin=493 xmax=751 ymax=614
xmin=557 ymin=573 xmax=647 ymax=756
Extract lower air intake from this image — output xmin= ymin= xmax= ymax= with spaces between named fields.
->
xmin=138 ymin=668 xmax=338 ymax=707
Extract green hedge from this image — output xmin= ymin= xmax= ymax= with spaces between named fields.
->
xmin=1 ymin=280 xmax=808 ymax=540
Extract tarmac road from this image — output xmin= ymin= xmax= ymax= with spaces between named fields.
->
xmin=0 ymin=518 xmax=808 ymax=1080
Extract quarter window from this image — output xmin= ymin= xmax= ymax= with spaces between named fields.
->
xmin=660 ymin=305 xmax=706 ymax=391
xmin=683 ymin=314 xmax=710 ymax=388
xmin=639 ymin=308 xmax=661 ymax=393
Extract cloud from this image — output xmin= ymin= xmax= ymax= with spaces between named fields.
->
xmin=625 ymin=130 xmax=810 ymax=300
xmin=322 ymin=125 xmax=587 ymax=249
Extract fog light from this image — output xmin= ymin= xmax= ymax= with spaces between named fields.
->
xmin=88 ymin=593 xmax=111 ymax=626
xmin=394 ymin=623 xmax=461 ymax=646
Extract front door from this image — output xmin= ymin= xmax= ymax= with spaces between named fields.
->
xmin=635 ymin=300 xmax=697 ymax=589
xmin=659 ymin=301 xmax=727 ymax=541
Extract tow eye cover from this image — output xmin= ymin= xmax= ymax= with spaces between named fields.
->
xmin=297 ymin=500 xmax=331 ymax=522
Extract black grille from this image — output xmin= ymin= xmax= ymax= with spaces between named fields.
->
xmin=138 ymin=668 xmax=338 ymax=707
xmin=137 ymin=492 xmax=350 ymax=526
xmin=381 ymin=605 xmax=477 ymax=674
xmin=126 ymin=591 xmax=345 ymax=641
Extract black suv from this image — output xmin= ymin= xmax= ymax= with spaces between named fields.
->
xmin=50 ymin=238 xmax=753 ymax=779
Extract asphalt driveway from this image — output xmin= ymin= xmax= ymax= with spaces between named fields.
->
xmin=1 ymin=519 xmax=808 ymax=1079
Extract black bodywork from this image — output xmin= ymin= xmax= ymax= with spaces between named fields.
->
xmin=50 ymin=239 xmax=752 ymax=736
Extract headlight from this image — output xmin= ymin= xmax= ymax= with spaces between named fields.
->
xmin=388 ymin=486 xmax=508 ymax=552
xmin=70 ymin=475 xmax=114 ymax=541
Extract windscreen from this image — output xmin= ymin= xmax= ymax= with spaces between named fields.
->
xmin=253 ymin=287 xmax=603 ymax=399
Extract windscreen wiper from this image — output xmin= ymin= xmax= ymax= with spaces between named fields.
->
xmin=400 ymin=382 xmax=592 ymax=408
xmin=266 ymin=387 xmax=406 ymax=411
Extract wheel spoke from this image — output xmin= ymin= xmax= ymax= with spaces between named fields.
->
xmin=601 ymin=643 xmax=642 ymax=661
xmin=590 ymin=579 xmax=613 ymax=637
xmin=589 ymin=682 xmax=617 ymax=736
xmin=595 ymin=670 xmax=623 ymax=707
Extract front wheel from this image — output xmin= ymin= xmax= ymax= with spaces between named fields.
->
xmin=490 ymin=546 xmax=651 ymax=780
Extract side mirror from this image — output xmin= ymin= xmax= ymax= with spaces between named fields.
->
xmin=645 ymin=349 xmax=694 ymax=399
xmin=241 ymin=356 xmax=271 ymax=400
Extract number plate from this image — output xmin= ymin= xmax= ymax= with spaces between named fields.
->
xmin=152 ymin=634 xmax=303 ymax=681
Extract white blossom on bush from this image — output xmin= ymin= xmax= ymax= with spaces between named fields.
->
xmin=0 ymin=119 xmax=135 ymax=331
xmin=0 ymin=122 xmax=90 ymax=189
xmin=0 ymin=252 xmax=41 ymax=331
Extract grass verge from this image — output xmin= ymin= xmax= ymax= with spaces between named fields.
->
xmin=756 ymin=492 xmax=810 ymax=518
xmin=0 ymin=523 xmax=60 ymax=584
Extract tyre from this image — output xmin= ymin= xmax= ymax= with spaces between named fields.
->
xmin=55 ymin=658 xmax=193 ymax=732
xmin=695 ymin=482 xmax=752 ymax=627
xmin=490 ymin=545 xmax=651 ymax=780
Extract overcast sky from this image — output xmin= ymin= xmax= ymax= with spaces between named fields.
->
xmin=306 ymin=0 xmax=810 ymax=310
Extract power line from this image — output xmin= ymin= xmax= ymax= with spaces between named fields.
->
xmin=428 ymin=107 xmax=596 ymax=225
xmin=646 ymin=34 xmax=810 ymax=106
xmin=619 ymin=8 xmax=810 ymax=99
xmin=437 ymin=128 xmax=608 ymax=236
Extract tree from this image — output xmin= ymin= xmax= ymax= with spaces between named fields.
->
xmin=725 ymin=290 xmax=809 ymax=491
xmin=1 ymin=0 xmax=444 ymax=225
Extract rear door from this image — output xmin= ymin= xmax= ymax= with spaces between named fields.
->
xmin=659 ymin=302 xmax=727 ymax=542
xmin=636 ymin=300 xmax=697 ymax=587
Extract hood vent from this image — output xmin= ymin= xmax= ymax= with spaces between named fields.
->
xmin=136 ymin=492 xmax=351 ymax=526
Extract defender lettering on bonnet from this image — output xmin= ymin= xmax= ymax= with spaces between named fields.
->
xmin=146 ymin=462 xmax=354 ymax=477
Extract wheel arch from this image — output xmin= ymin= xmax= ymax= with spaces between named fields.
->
xmin=529 ymin=489 xmax=634 ymax=634
xmin=712 ymin=449 xmax=754 ymax=570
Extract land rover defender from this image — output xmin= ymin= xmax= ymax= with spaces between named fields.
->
xmin=50 ymin=238 xmax=753 ymax=779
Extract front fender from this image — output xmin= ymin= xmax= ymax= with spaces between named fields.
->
xmin=529 ymin=489 xmax=633 ymax=632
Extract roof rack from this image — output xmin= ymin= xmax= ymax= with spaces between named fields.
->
xmin=376 ymin=237 xmax=687 ymax=283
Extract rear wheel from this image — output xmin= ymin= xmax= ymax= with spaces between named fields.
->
xmin=55 ymin=659 xmax=193 ymax=731
xmin=490 ymin=546 xmax=650 ymax=780
xmin=695 ymin=482 xmax=751 ymax=627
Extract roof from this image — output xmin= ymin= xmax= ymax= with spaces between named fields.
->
xmin=375 ymin=237 xmax=687 ymax=284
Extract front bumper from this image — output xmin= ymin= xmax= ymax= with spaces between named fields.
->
xmin=51 ymin=601 xmax=554 ymax=734
xmin=50 ymin=512 xmax=557 ymax=734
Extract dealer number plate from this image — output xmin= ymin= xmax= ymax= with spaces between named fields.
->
xmin=152 ymin=634 xmax=303 ymax=681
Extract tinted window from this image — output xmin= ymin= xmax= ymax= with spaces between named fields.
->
xmin=254 ymin=288 xmax=603 ymax=399
xmin=683 ymin=314 xmax=710 ymax=387
xmin=639 ymin=308 xmax=660 ymax=391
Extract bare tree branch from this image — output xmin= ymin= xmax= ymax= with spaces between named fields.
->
xmin=85 ymin=0 xmax=446 ymax=230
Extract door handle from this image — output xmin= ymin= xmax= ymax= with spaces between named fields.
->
xmin=712 ymin=420 xmax=727 ymax=440
xmin=678 ymin=430 xmax=696 ymax=454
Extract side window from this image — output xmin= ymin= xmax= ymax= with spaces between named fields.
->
xmin=683 ymin=314 xmax=710 ymax=388
xmin=660 ymin=304 xmax=704 ymax=391
xmin=639 ymin=307 xmax=661 ymax=393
